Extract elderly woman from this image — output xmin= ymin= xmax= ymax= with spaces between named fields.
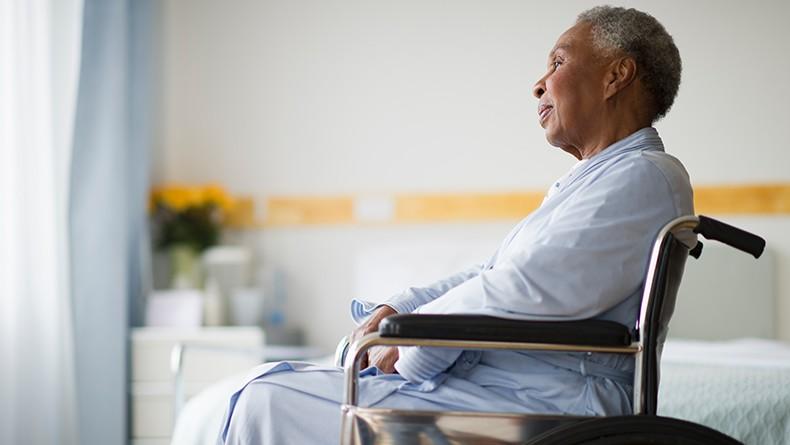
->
xmin=219 ymin=6 xmax=691 ymax=444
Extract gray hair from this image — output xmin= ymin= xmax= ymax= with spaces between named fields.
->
xmin=577 ymin=6 xmax=681 ymax=122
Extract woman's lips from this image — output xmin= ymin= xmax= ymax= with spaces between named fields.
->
xmin=539 ymin=105 xmax=553 ymax=124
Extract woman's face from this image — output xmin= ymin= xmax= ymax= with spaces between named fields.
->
xmin=533 ymin=23 xmax=610 ymax=158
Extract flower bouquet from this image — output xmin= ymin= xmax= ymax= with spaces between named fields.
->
xmin=149 ymin=184 xmax=235 ymax=288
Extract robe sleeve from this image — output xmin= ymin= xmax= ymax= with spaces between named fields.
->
xmin=395 ymin=157 xmax=691 ymax=383
xmin=350 ymin=219 xmax=532 ymax=324
xmin=350 ymin=264 xmax=485 ymax=325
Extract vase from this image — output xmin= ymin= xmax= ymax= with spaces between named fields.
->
xmin=168 ymin=244 xmax=202 ymax=289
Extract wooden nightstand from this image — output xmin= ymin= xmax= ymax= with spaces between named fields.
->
xmin=129 ymin=327 xmax=265 ymax=445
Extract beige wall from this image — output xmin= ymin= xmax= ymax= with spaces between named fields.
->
xmin=154 ymin=0 xmax=790 ymax=350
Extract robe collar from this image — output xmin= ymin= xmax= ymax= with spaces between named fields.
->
xmin=562 ymin=127 xmax=664 ymax=191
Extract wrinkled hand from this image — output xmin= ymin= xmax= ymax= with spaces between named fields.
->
xmin=348 ymin=305 xmax=399 ymax=372
xmin=368 ymin=345 xmax=399 ymax=374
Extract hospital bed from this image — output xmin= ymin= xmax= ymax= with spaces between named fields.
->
xmin=170 ymin=216 xmax=783 ymax=444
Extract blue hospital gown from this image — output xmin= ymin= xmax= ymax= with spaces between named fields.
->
xmin=219 ymin=127 xmax=694 ymax=444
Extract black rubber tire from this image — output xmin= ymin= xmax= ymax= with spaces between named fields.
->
xmin=525 ymin=416 xmax=743 ymax=445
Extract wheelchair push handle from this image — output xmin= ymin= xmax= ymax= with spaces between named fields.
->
xmin=694 ymin=215 xmax=765 ymax=258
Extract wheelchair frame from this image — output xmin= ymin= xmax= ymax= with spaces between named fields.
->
xmin=339 ymin=215 xmax=765 ymax=444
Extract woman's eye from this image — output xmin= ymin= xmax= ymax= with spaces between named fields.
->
xmin=552 ymin=60 xmax=562 ymax=70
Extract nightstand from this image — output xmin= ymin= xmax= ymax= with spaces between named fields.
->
xmin=130 ymin=326 xmax=265 ymax=445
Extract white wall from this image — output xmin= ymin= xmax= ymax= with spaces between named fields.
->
xmin=155 ymin=0 xmax=790 ymax=351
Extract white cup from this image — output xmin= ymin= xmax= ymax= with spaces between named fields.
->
xmin=229 ymin=287 xmax=265 ymax=326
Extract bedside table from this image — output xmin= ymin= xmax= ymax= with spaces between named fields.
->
xmin=130 ymin=326 xmax=265 ymax=445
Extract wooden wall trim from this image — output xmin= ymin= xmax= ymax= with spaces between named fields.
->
xmin=693 ymin=184 xmax=790 ymax=215
xmin=226 ymin=184 xmax=790 ymax=228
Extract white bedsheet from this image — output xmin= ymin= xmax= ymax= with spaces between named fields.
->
xmin=171 ymin=371 xmax=248 ymax=445
xmin=658 ymin=338 xmax=790 ymax=445
xmin=171 ymin=354 xmax=335 ymax=445
xmin=171 ymin=339 xmax=790 ymax=445
xmin=662 ymin=337 xmax=790 ymax=368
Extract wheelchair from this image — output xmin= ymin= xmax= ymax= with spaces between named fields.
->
xmin=338 ymin=215 xmax=766 ymax=444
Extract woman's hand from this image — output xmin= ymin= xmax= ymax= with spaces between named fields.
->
xmin=368 ymin=345 xmax=399 ymax=373
xmin=348 ymin=305 xmax=398 ymax=371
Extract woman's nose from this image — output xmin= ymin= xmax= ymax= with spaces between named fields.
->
xmin=533 ymin=79 xmax=546 ymax=99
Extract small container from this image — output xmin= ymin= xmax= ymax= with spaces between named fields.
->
xmin=229 ymin=287 xmax=265 ymax=326
xmin=203 ymin=277 xmax=225 ymax=326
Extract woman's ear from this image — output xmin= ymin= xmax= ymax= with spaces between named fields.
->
xmin=603 ymin=57 xmax=638 ymax=100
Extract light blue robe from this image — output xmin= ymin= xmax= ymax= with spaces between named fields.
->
xmin=219 ymin=127 xmax=694 ymax=444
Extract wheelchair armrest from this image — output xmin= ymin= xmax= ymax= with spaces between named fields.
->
xmin=343 ymin=316 xmax=635 ymax=406
xmin=379 ymin=314 xmax=632 ymax=347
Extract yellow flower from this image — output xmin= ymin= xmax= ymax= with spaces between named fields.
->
xmin=202 ymin=184 xmax=235 ymax=212
xmin=149 ymin=183 xmax=236 ymax=252
xmin=149 ymin=183 xmax=235 ymax=214
xmin=160 ymin=186 xmax=190 ymax=211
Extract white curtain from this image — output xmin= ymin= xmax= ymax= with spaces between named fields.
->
xmin=0 ymin=0 xmax=83 ymax=444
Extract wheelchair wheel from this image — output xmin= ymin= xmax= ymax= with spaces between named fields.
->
xmin=525 ymin=416 xmax=743 ymax=445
